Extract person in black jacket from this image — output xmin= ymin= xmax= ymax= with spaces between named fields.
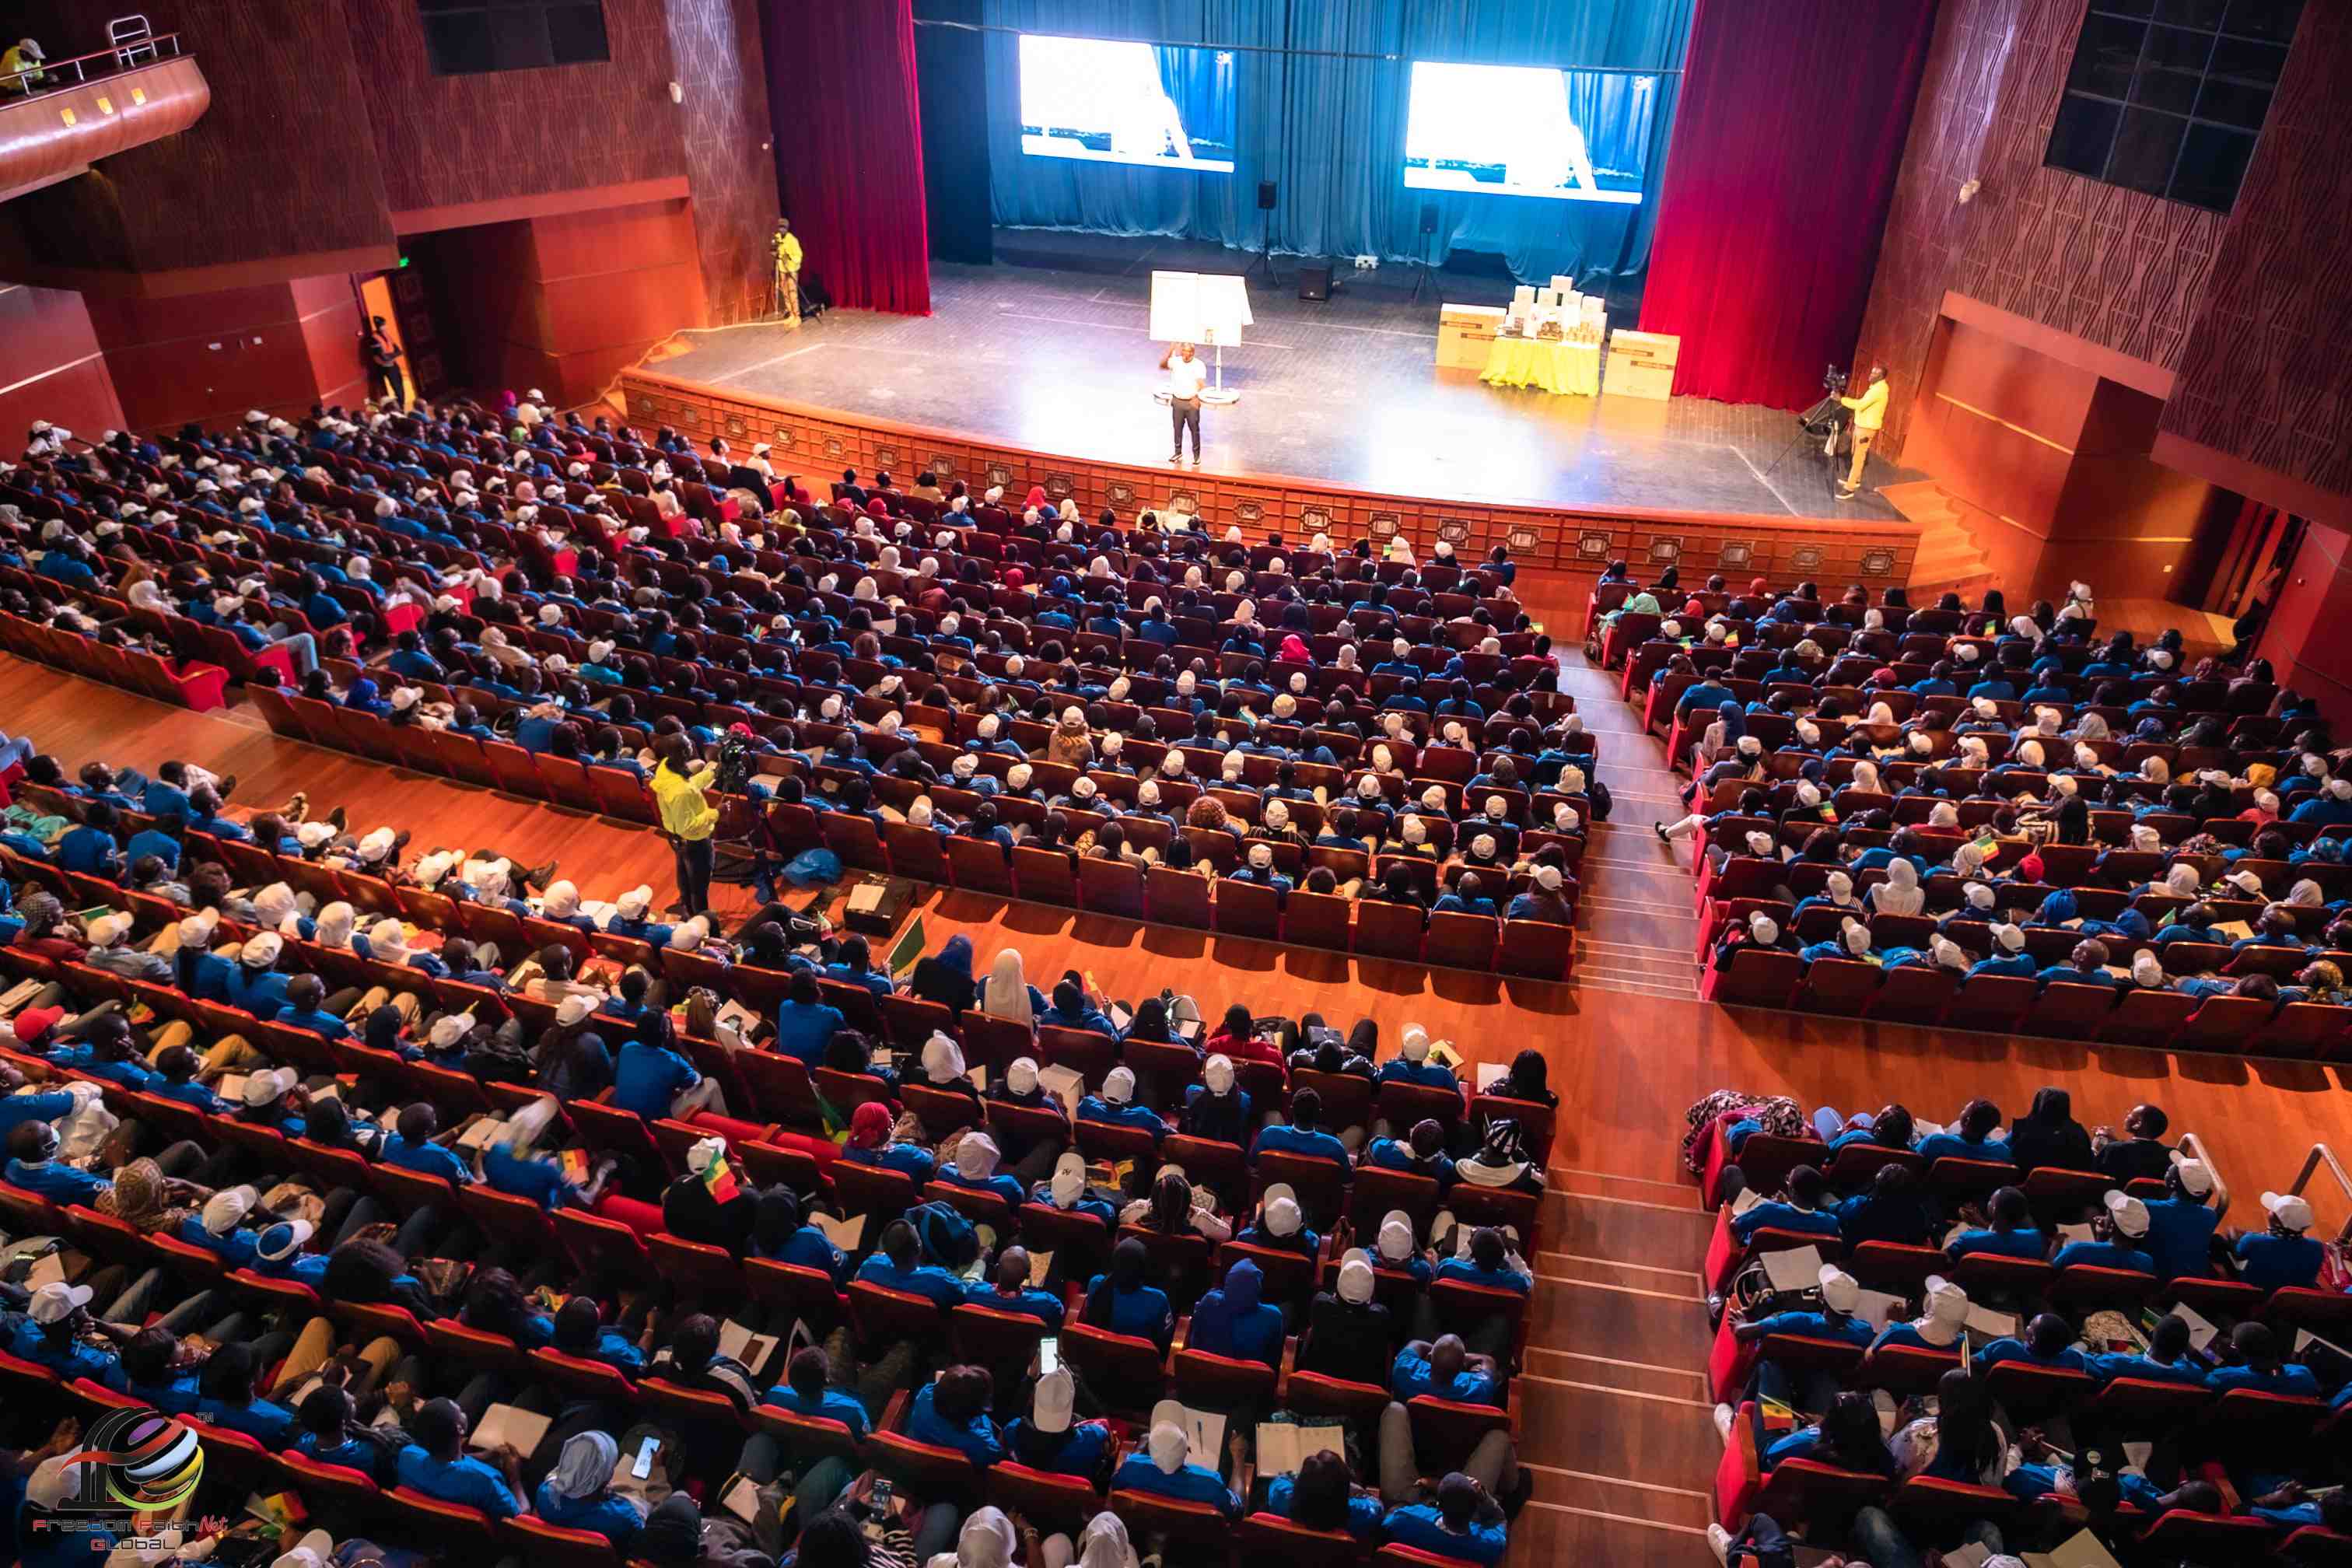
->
xmin=1300 ymin=1251 xmax=1394 ymax=1377
xmin=2007 ymin=1087 xmax=2095 ymax=1175
xmin=2093 ymin=1103 xmax=2173 ymax=1185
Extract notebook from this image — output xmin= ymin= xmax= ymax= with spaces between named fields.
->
xmin=1760 ymin=1246 xmax=1825 ymax=1293
xmin=717 ymin=1318 xmax=781 ymax=1378
xmin=1475 ymin=1062 xmax=1510 ymax=1091
xmin=469 ymin=1403 xmax=552 ymax=1456
xmin=810 ymin=1211 xmax=866 ymax=1251
xmin=1255 ymin=1421 xmax=1347 ymax=1476
xmin=1036 ymin=1064 xmax=1085 ymax=1118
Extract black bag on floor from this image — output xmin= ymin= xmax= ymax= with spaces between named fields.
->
xmin=1587 ymin=779 xmax=1613 ymax=821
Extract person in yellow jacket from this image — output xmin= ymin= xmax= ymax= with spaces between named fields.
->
xmin=2 ymin=38 xmax=47 ymax=94
xmin=773 ymin=219 xmax=803 ymax=322
xmin=649 ymin=736 xmax=720 ymax=918
xmin=1838 ymin=365 xmax=1888 ymax=496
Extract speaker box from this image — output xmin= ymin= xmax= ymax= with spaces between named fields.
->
xmin=1419 ymin=202 xmax=1439 ymax=235
xmin=1257 ymin=180 xmax=1278 ymax=212
xmin=1297 ymin=261 xmax=1332 ymax=302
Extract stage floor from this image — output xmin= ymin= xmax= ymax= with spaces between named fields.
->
xmin=649 ymin=233 xmax=1915 ymax=521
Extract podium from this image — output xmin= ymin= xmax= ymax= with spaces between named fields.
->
xmin=1149 ymin=271 xmax=1252 ymax=404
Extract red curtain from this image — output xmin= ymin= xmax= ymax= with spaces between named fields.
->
xmin=1638 ymin=0 xmax=1938 ymax=409
xmin=768 ymin=0 xmax=932 ymax=315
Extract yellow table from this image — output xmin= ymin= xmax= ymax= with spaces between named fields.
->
xmin=1480 ymin=334 xmax=1601 ymax=396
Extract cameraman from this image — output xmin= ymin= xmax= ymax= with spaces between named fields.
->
xmin=651 ymin=735 xmax=719 ymax=919
xmin=1837 ymin=365 xmax=1888 ymax=497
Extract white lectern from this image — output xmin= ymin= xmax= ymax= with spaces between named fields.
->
xmin=1149 ymin=271 xmax=1252 ymax=404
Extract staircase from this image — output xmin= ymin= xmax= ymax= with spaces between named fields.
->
xmin=1881 ymin=480 xmax=1998 ymax=604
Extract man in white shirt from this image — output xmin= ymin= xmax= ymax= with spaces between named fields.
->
xmin=1162 ymin=342 xmax=1208 ymax=466
xmin=1838 ymin=365 xmax=1888 ymax=496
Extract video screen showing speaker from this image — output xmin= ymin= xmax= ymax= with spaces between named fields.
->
xmin=1403 ymin=61 xmax=1656 ymax=204
xmin=1017 ymin=35 xmax=1238 ymax=173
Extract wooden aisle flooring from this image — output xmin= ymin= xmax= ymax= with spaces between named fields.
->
xmin=8 ymin=625 xmax=2352 ymax=1564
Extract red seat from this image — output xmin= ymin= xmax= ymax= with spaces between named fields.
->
xmin=1060 ymin=1321 xmax=1167 ymax=1416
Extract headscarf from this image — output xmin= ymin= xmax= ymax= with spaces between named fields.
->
xmin=928 ymin=1507 xmax=1017 ymax=1568
xmin=922 ymin=1031 xmax=967 ymax=1085
xmin=1073 ymin=1512 xmax=1139 ymax=1568
xmin=954 ymin=1132 xmax=1002 ymax=1181
xmin=984 ymin=949 xmax=1033 ymax=1027
xmin=849 ymin=1100 xmax=894 ymax=1150
xmin=1874 ymin=857 xmax=1923 ymax=916
xmin=638 ymin=1495 xmax=701 ymax=1562
xmin=95 ymin=1157 xmax=179 ymax=1231
xmin=934 ymin=933 xmax=975 ymax=982
xmin=547 ymin=1431 xmax=629 ymax=1505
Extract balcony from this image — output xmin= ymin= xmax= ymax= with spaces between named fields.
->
xmin=0 ymin=33 xmax=208 ymax=205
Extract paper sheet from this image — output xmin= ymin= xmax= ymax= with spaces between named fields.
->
xmin=1761 ymin=1246 xmax=1825 ymax=1292
xmin=811 ymin=1212 xmax=866 ymax=1251
xmin=2170 ymin=1301 xmax=2218 ymax=1353
xmin=1255 ymin=1422 xmax=1347 ymax=1476
xmin=1475 ymin=1062 xmax=1509 ymax=1091
xmin=469 ymin=1402 xmax=551 ymax=1455
xmin=1036 ymin=1064 xmax=1085 ymax=1118
xmin=718 ymin=1318 xmax=780 ymax=1378
xmin=719 ymin=1475 xmax=765 ymax=1525
xmin=1729 ymin=1187 xmax=1762 ymax=1216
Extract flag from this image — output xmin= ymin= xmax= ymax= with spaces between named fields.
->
xmin=558 ymin=1148 xmax=592 ymax=1186
xmin=702 ymin=1152 xmax=741 ymax=1204
xmin=885 ymin=917 xmax=926 ymax=977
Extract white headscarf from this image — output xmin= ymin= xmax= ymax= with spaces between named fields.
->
xmin=922 ymin=1031 xmax=968 ymax=1085
xmin=1874 ymin=856 xmax=1923 ymax=916
xmin=1073 ymin=1512 xmax=1139 ymax=1568
xmin=926 ymin=1507 xmax=1017 ymax=1568
xmin=985 ymin=949 xmax=1034 ymax=1027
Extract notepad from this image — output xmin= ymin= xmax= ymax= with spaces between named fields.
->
xmin=26 ymin=1251 xmax=65 ymax=1289
xmin=1475 ymin=1062 xmax=1509 ymax=1091
xmin=1255 ymin=1421 xmax=1347 ymax=1476
xmin=217 ymin=1073 xmax=250 ymax=1104
xmin=1963 ymin=1304 xmax=2019 ymax=1342
xmin=457 ymin=1115 xmax=511 ymax=1152
xmin=1036 ymin=1063 xmax=1085 ymax=1118
xmin=718 ymin=1318 xmax=781 ymax=1377
xmin=2296 ymin=1328 xmax=2350 ymax=1359
xmin=2021 ymin=1528 xmax=2123 ymax=1568
xmin=1761 ymin=1246 xmax=1825 ymax=1293
xmin=469 ymin=1402 xmax=552 ymax=1456
xmin=1178 ymin=1405 xmax=1225 ymax=1465
xmin=1729 ymin=1186 xmax=1762 ymax=1216
xmin=2170 ymin=1301 xmax=2219 ymax=1353
xmin=1850 ymin=1289 xmax=1906 ymax=1331
xmin=719 ymin=1475 xmax=765 ymax=1525
xmin=810 ymin=1211 xmax=866 ymax=1251
xmin=2056 ymin=1222 xmax=2095 ymax=1244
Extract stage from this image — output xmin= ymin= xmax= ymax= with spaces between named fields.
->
xmin=646 ymin=232 xmax=1914 ymax=522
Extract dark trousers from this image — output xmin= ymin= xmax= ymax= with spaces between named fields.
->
xmin=1170 ymin=398 xmax=1201 ymax=457
xmin=674 ymin=833 xmax=715 ymax=917
xmin=367 ymin=366 xmax=402 ymax=406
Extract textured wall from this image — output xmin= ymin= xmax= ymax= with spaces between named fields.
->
xmin=2157 ymin=3 xmax=2352 ymax=508
xmin=355 ymin=0 xmax=688 ymax=216
xmin=0 ymin=285 xmax=126 ymax=441
xmin=83 ymin=276 xmax=363 ymax=431
xmin=2 ymin=0 xmax=390 ymax=275
xmin=664 ymin=0 xmax=780 ymax=323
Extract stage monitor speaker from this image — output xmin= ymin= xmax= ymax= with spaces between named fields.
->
xmin=1297 ymin=261 xmax=1332 ymax=302
xmin=1419 ymin=202 xmax=1439 ymax=235
xmin=1258 ymin=180 xmax=1278 ymax=211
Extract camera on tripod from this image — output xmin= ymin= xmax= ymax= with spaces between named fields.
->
xmin=1822 ymin=363 xmax=1850 ymax=394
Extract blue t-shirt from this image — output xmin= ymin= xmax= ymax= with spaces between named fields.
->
xmin=1390 ymin=1347 xmax=1501 ymax=1406
xmin=1946 ymin=1227 xmax=2047 ymax=1262
xmin=855 ymin=1252 xmax=962 ymax=1307
xmin=1111 ymin=1454 xmax=1240 ymax=1517
xmin=2207 ymin=1362 xmax=2321 ymax=1398
xmin=1003 ymin=1418 xmax=1111 ymax=1478
xmin=177 ymin=1215 xmax=261 ymax=1272
xmin=2139 ymin=1197 xmax=2220 ymax=1282
xmin=382 ymin=1133 xmax=473 ymax=1185
xmin=2050 ymin=1239 xmax=2153 ymax=1274
xmin=2235 ymin=1230 xmax=2325 ymax=1293
xmin=3 ymin=1158 xmax=111 ymax=1205
xmin=612 ymin=1041 xmax=699 ymax=1119
xmin=197 ymin=1394 xmax=297 ymax=1445
xmin=1251 ymin=1122 xmax=1351 ymax=1171
xmin=1743 ymin=1310 xmax=1874 ymax=1348
xmin=758 ymin=1224 xmax=849 ymax=1283
xmin=533 ymin=1482 xmax=646 ymax=1544
xmin=1915 ymin=1132 xmax=2011 ymax=1164
xmin=768 ymin=1383 xmax=872 ymax=1441
xmin=1084 ymin=1277 xmax=1174 ymax=1342
xmin=2087 ymin=1350 xmax=2207 ymax=1388
xmin=1381 ymin=1503 xmax=1506 ymax=1565
xmin=961 ymin=1281 xmax=1066 ymax=1330
xmin=908 ymin=1381 xmax=1006 ymax=1466
xmin=482 ymin=1142 xmax=582 ymax=1210
xmin=1266 ymin=1474 xmax=1383 ymax=1539
xmin=396 ymin=1445 xmax=523 ymax=1517
xmin=1973 ymin=1338 xmax=2090 ymax=1376
xmin=772 ymin=999 xmax=845 ymax=1066
xmin=1731 ymin=1201 xmax=1840 ymax=1244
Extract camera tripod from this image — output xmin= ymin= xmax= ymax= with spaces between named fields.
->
xmin=1759 ymin=390 xmax=1850 ymax=501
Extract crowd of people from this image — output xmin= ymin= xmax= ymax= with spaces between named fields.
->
xmin=0 ymin=412 xmax=1594 ymax=975
xmin=1692 ymin=1083 xmax=2350 ymax=1566
xmin=1591 ymin=569 xmax=2352 ymax=1041
xmin=0 ymin=715 xmax=1567 ymax=1566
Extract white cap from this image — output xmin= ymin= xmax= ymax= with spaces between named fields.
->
xmin=271 ymin=1530 xmax=335 ymax=1568
xmin=429 ymin=1012 xmax=473 ymax=1049
xmin=2263 ymin=1191 xmax=2315 ymax=1231
xmin=1338 ymin=1250 xmax=1377 ymax=1304
xmin=242 ymin=1066 xmax=297 ymax=1108
xmin=1923 ymin=1275 xmax=1969 ymax=1325
xmin=240 ymin=931 xmax=284 ymax=966
xmin=2169 ymin=1154 xmax=2213 ymax=1196
xmin=201 ymin=1185 xmax=259 ymax=1235
xmin=26 ymin=1281 xmax=93 ymax=1325
xmin=1102 ymin=1066 xmax=1137 ymax=1104
xmin=1818 ymin=1265 xmax=1860 ymax=1313
xmin=688 ymin=1136 xmax=728 ymax=1174
xmin=1031 ymin=1365 xmax=1076 ymax=1433
xmin=2102 ymin=1189 xmax=2151 ymax=1237
xmin=556 ymin=992 xmax=598 ymax=1027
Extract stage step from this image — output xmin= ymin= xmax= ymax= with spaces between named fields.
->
xmin=1883 ymin=479 xmax=1998 ymax=604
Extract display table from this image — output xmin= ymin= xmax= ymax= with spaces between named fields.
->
xmin=1480 ymin=335 xmax=1601 ymax=395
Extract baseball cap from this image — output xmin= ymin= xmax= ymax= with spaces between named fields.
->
xmin=1031 ymin=1367 xmax=1075 ymax=1434
xmin=2263 ymin=1191 xmax=2315 ymax=1231
xmin=2102 ymin=1190 xmax=2151 ymax=1237
xmin=28 ymin=1281 xmax=93 ymax=1324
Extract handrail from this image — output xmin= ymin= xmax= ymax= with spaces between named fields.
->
xmin=2175 ymin=1131 xmax=2228 ymax=1224
xmin=2290 ymin=1142 xmax=2352 ymax=1243
xmin=0 ymin=33 xmax=184 ymax=98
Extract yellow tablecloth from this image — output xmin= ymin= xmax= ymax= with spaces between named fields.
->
xmin=1480 ymin=335 xmax=1601 ymax=395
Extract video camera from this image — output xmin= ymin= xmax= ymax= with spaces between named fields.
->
xmin=1822 ymin=363 xmax=1850 ymax=394
xmin=715 ymin=730 xmax=757 ymax=796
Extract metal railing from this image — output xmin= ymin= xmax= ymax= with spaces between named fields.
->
xmin=2290 ymin=1142 xmax=2352 ymax=1242
xmin=2175 ymin=1130 xmax=2228 ymax=1222
xmin=1 ymin=23 xmax=184 ymax=100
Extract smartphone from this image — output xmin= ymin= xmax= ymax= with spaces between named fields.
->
xmin=1038 ymin=1335 xmax=1060 ymax=1376
xmin=632 ymin=1434 xmax=660 ymax=1479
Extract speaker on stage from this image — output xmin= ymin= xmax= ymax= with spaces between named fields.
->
xmin=1258 ymin=180 xmax=1278 ymax=212
xmin=1419 ymin=202 xmax=1439 ymax=235
xmin=1297 ymin=261 xmax=1332 ymax=302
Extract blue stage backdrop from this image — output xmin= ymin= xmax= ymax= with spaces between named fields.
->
xmin=981 ymin=0 xmax=1694 ymax=289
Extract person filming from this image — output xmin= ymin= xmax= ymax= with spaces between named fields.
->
xmin=651 ymin=735 xmax=719 ymax=919
xmin=1163 ymin=341 xmax=1207 ymax=467
xmin=1838 ymin=365 xmax=1888 ymax=497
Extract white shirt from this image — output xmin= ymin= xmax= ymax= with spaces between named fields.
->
xmin=1167 ymin=354 xmax=1208 ymax=402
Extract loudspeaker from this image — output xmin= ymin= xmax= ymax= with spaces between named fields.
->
xmin=1297 ymin=261 xmax=1332 ymax=302
xmin=1257 ymin=180 xmax=1278 ymax=212
xmin=1419 ymin=202 xmax=1439 ymax=235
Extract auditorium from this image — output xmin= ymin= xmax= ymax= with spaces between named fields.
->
xmin=0 ymin=0 xmax=2348 ymax=1564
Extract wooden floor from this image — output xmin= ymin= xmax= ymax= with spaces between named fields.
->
xmin=6 ymin=601 xmax=2350 ymax=1564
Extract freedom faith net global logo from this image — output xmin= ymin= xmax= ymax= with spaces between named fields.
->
xmin=59 ymin=1406 xmax=207 ymax=1512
